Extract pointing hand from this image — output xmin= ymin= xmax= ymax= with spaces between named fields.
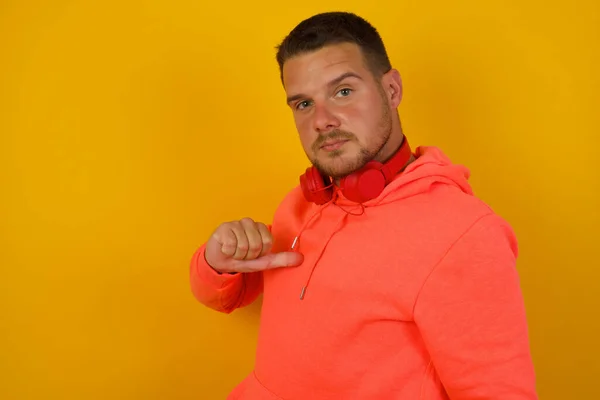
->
xmin=204 ymin=218 xmax=304 ymax=273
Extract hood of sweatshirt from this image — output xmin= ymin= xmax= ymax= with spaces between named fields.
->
xmin=292 ymin=145 xmax=475 ymax=299
xmin=336 ymin=145 xmax=474 ymax=207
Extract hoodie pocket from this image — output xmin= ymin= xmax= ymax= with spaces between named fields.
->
xmin=227 ymin=371 xmax=283 ymax=400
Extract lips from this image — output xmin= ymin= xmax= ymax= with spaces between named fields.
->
xmin=320 ymin=139 xmax=349 ymax=151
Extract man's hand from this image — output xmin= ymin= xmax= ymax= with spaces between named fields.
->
xmin=204 ymin=218 xmax=304 ymax=273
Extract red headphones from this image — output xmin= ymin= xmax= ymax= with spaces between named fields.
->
xmin=300 ymin=137 xmax=413 ymax=205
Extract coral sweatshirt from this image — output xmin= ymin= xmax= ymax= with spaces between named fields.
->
xmin=189 ymin=146 xmax=538 ymax=399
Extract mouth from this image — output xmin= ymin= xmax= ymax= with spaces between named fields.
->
xmin=320 ymin=139 xmax=349 ymax=152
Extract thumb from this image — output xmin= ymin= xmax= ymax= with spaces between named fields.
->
xmin=240 ymin=251 xmax=304 ymax=271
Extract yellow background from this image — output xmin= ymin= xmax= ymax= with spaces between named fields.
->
xmin=1 ymin=0 xmax=598 ymax=399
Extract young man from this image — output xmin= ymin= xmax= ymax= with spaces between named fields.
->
xmin=190 ymin=11 xmax=538 ymax=399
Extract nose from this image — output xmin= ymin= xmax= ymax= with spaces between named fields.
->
xmin=312 ymin=103 xmax=340 ymax=133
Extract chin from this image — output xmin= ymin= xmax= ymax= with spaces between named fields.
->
xmin=315 ymin=155 xmax=366 ymax=179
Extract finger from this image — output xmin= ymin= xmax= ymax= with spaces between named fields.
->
xmin=230 ymin=222 xmax=250 ymax=260
xmin=233 ymin=251 xmax=304 ymax=272
xmin=240 ymin=218 xmax=263 ymax=260
xmin=256 ymin=223 xmax=273 ymax=257
xmin=213 ymin=224 xmax=238 ymax=257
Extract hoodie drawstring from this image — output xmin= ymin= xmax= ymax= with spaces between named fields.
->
xmin=299 ymin=211 xmax=347 ymax=300
xmin=292 ymin=188 xmax=367 ymax=300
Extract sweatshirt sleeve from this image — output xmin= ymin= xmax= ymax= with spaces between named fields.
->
xmin=189 ymin=243 xmax=263 ymax=314
xmin=413 ymin=213 xmax=538 ymax=399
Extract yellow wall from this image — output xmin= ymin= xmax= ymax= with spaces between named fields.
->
xmin=1 ymin=1 xmax=598 ymax=398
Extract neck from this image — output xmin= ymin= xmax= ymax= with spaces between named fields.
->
xmin=383 ymin=118 xmax=415 ymax=172
xmin=388 ymin=134 xmax=415 ymax=173
xmin=333 ymin=132 xmax=413 ymax=186
xmin=375 ymin=116 xmax=405 ymax=164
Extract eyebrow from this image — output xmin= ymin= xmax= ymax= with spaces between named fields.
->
xmin=286 ymin=72 xmax=363 ymax=105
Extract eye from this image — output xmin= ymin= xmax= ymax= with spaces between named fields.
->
xmin=296 ymin=100 xmax=312 ymax=110
xmin=336 ymin=88 xmax=352 ymax=97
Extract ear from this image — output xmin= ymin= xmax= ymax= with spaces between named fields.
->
xmin=383 ymin=68 xmax=403 ymax=108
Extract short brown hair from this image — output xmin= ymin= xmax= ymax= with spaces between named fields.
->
xmin=275 ymin=11 xmax=392 ymax=82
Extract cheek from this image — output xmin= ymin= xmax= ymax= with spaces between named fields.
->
xmin=356 ymin=97 xmax=384 ymax=125
xmin=293 ymin=114 xmax=313 ymax=133
xmin=298 ymin=132 xmax=314 ymax=153
xmin=296 ymin=124 xmax=316 ymax=153
xmin=358 ymin=94 xmax=383 ymax=116
xmin=293 ymin=118 xmax=315 ymax=151
xmin=341 ymin=104 xmax=372 ymax=132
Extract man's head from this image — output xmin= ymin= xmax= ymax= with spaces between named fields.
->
xmin=276 ymin=12 xmax=404 ymax=179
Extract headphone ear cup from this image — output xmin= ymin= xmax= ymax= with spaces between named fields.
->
xmin=339 ymin=161 xmax=386 ymax=203
xmin=300 ymin=167 xmax=333 ymax=205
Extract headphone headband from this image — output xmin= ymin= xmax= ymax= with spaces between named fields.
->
xmin=300 ymin=136 xmax=412 ymax=204
xmin=380 ymin=136 xmax=412 ymax=182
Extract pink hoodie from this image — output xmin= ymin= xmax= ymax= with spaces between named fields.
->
xmin=190 ymin=146 xmax=538 ymax=399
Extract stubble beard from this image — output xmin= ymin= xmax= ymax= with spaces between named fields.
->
xmin=310 ymin=95 xmax=392 ymax=180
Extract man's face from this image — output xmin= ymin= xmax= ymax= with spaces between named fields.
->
xmin=282 ymin=42 xmax=400 ymax=179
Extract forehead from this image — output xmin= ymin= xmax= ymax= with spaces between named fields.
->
xmin=282 ymin=42 xmax=370 ymax=92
